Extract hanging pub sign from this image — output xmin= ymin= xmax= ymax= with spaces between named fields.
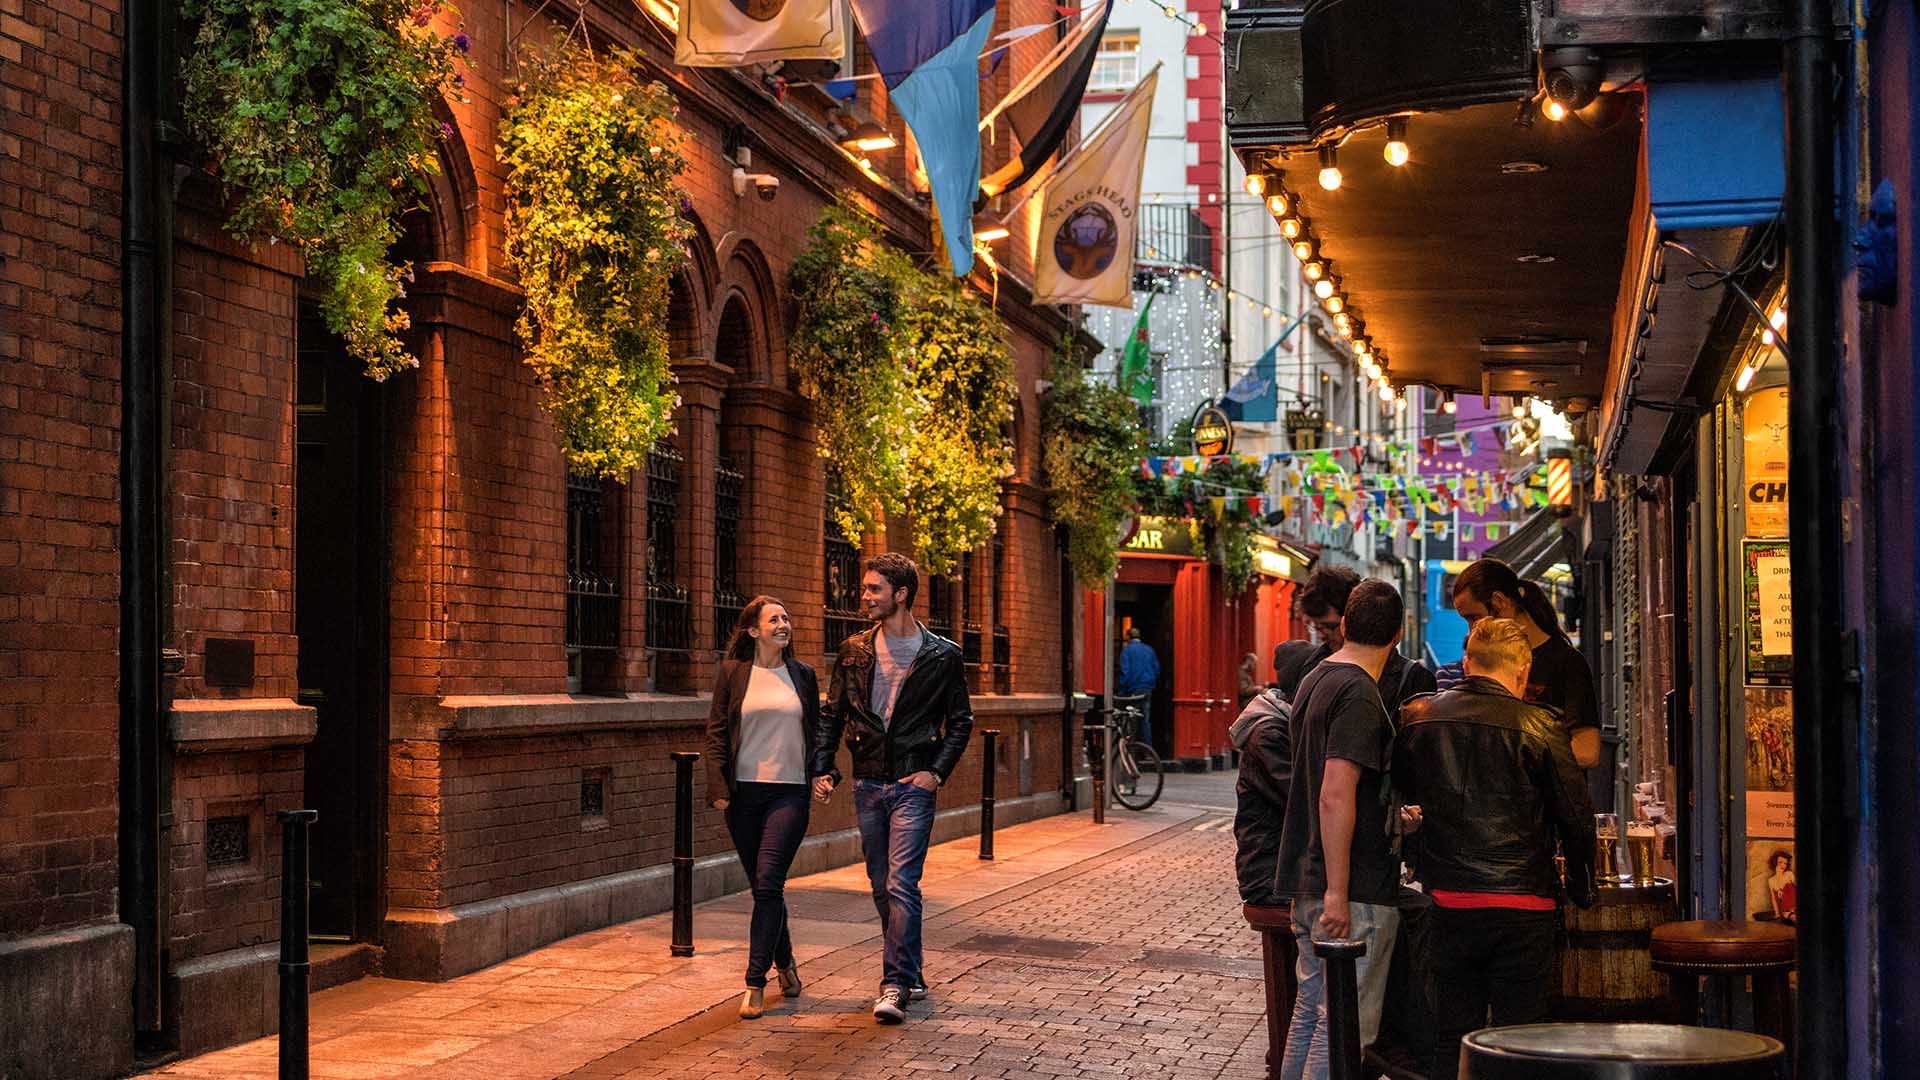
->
xmin=1122 ymin=515 xmax=1197 ymax=556
xmin=1192 ymin=407 xmax=1234 ymax=457
xmin=1743 ymin=386 xmax=1789 ymax=538
xmin=1742 ymin=538 xmax=1792 ymax=686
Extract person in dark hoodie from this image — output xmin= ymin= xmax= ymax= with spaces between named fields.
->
xmin=1234 ymin=640 xmax=1319 ymax=905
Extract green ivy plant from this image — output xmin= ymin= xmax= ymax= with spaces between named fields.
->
xmin=499 ymin=44 xmax=694 ymax=478
xmin=790 ymin=200 xmax=1014 ymax=574
xmin=181 ymin=0 xmax=463 ymax=379
xmin=1041 ymin=335 xmax=1145 ymax=584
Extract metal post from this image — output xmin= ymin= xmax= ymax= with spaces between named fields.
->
xmin=1315 ymin=938 xmax=1367 ymax=1080
xmin=1087 ymin=722 xmax=1108 ymax=825
xmin=979 ymin=729 xmax=999 ymax=860
xmin=277 ymin=809 xmax=318 ymax=1080
xmin=670 ymin=751 xmax=699 ymax=957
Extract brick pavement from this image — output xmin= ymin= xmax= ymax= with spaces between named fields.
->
xmin=138 ymin=783 xmax=1270 ymax=1080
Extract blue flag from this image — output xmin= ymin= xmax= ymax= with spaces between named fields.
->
xmin=1221 ymin=313 xmax=1305 ymax=422
xmin=851 ymin=0 xmax=997 ymax=276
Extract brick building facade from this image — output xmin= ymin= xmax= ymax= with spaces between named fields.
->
xmin=0 ymin=2 xmax=1096 ymax=1075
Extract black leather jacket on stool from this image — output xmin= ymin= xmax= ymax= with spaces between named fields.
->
xmin=1392 ymin=675 xmax=1597 ymax=906
xmin=812 ymin=622 xmax=974 ymax=785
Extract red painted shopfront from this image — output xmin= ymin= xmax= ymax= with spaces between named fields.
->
xmin=1083 ymin=520 xmax=1313 ymax=768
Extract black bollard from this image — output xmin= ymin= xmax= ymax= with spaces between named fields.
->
xmin=1086 ymin=722 xmax=1107 ymax=825
xmin=979 ymin=729 xmax=999 ymax=860
xmin=670 ymin=751 xmax=699 ymax=957
xmin=276 ymin=809 xmax=318 ymax=1080
xmin=1315 ymin=938 xmax=1368 ymax=1080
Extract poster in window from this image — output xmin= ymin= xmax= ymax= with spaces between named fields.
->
xmin=1742 ymin=386 xmax=1789 ymax=538
xmin=1744 ymin=686 xmax=1794 ymax=838
xmin=1745 ymin=840 xmax=1798 ymax=925
xmin=1742 ymin=539 xmax=1792 ymax=686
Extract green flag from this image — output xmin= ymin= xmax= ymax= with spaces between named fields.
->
xmin=1118 ymin=293 xmax=1156 ymax=405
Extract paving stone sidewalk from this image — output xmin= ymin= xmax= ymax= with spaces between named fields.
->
xmin=139 ymin=777 xmax=1268 ymax=1080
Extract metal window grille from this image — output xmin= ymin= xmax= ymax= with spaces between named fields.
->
xmin=646 ymin=444 xmax=692 ymax=653
xmin=713 ymin=457 xmax=746 ymax=651
xmin=992 ymin=526 xmax=1012 ymax=694
xmin=206 ymin=816 xmax=250 ymax=868
xmin=824 ymin=472 xmax=864 ymax=652
xmin=566 ymin=474 xmax=620 ymax=652
xmin=960 ymin=552 xmax=983 ymax=665
xmin=1135 ymin=203 xmax=1214 ymax=269
xmin=925 ymin=574 xmax=955 ymax=643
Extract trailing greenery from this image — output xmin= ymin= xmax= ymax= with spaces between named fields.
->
xmin=182 ymin=0 xmax=464 ymax=379
xmin=789 ymin=200 xmax=1014 ymax=574
xmin=1041 ymin=335 xmax=1145 ymax=584
xmin=499 ymin=44 xmax=693 ymax=478
xmin=1134 ymin=448 xmax=1265 ymax=594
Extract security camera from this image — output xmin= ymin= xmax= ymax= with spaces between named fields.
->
xmin=732 ymin=168 xmax=779 ymax=201
xmin=1542 ymin=47 xmax=1602 ymax=111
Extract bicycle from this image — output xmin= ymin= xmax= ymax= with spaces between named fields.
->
xmin=1099 ymin=695 xmax=1165 ymax=811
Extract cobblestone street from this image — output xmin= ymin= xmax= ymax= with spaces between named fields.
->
xmin=140 ymin=775 xmax=1269 ymax=1080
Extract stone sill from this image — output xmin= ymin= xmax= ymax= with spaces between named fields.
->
xmin=169 ymin=698 xmax=317 ymax=754
xmin=395 ymin=691 xmax=1069 ymax=741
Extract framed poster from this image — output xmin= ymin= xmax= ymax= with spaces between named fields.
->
xmin=1743 ymin=539 xmax=1792 ymax=686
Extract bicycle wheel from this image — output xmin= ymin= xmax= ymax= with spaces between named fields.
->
xmin=1111 ymin=739 xmax=1164 ymax=810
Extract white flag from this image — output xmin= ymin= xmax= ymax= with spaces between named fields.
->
xmin=675 ymin=0 xmax=845 ymax=68
xmin=1028 ymin=68 xmax=1158 ymax=308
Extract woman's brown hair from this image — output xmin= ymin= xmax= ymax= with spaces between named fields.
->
xmin=726 ymin=595 xmax=794 ymax=664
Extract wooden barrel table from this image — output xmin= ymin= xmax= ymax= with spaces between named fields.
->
xmin=1551 ymin=878 xmax=1681 ymax=1022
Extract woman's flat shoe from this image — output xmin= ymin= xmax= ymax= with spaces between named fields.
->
xmin=777 ymin=966 xmax=802 ymax=998
xmin=739 ymin=987 xmax=764 ymax=1019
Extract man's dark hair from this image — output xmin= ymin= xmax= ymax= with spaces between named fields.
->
xmin=1297 ymin=565 xmax=1361 ymax=619
xmin=1342 ymin=579 xmax=1404 ymax=647
xmin=1127 ymin=627 xmax=1142 ymax=641
xmin=865 ymin=552 xmax=919 ymax=608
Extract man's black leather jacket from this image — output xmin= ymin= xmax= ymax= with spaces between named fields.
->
xmin=1392 ymin=675 xmax=1596 ymax=906
xmin=812 ymin=622 xmax=974 ymax=785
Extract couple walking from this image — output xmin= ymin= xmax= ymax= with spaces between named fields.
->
xmin=702 ymin=552 xmax=974 ymax=1025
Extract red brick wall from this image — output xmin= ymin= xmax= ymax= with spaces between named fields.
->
xmin=166 ymin=749 xmax=303 ymax=963
xmin=0 ymin=0 xmax=125 ymax=938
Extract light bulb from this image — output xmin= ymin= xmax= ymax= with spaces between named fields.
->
xmin=1244 ymin=173 xmax=1267 ymax=197
xmin=1317 ymin=146 xmax=1342 ymax=191
xmin=1395 ymin=396 xmax=1407 ymax=413
xmin=1304 ymin=261 xmax=1324 ymax=281
xmin=1383 ymin=118 xmax=1410 ymax=167
xmin=1262 ymin=305 xmax=1273 ymax=318
xmin=1334 ymin=313 xmax=1351 ymax=332
xmin=1770 ymin=307 xmax=1788 ymax=330
xmin=1736 ymin=361 xmax=1759 ymax=392
xmin=1543 ymin=99 xmax=1569 ymax=122
xmin=1441 ymin=390 xmax=1457 ymax=414
xmin=1314 ymin=279 xmax=1334 ymax=300
xmin=1267 ymin=193 xmax=1289 ymax=216
xmin=1325 ymin=295 xmax=1344 ymax=314
xmin=1380 ymin=382 xmax=1395 ymax=402
xmin=1338 ymin=322 xmax=1354 ymax=339
xmin=1291 ymin=239 xmax=1313 ymax=260
xmin=1281 ymin=217 xmax=1302 ymax=239
xmin=1511 ymin=395 xmax=1528 ymax=418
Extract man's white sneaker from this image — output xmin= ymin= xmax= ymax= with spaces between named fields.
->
xmin=873 ymin=986 xmax=907 ymax=1023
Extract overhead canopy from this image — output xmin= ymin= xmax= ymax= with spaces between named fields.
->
xmin=1482 ymin=507 xmax=1575 ymax=581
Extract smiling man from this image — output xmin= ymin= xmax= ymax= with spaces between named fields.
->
xmin=812 ymin=552 xmax=974 ymax=1024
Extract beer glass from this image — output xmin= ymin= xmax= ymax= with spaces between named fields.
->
xmin=1626 ymin=821 xmax=1658 ymax=886
xmin=1594 ymin=813 xmax=1621 ymax=885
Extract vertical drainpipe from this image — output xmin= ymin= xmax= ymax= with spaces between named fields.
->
xmin=1059 ymin=544 xmax=1077 ymax=808
xmin=1784 ymin=0 xmax=1846 ymax=1075
xmin=120 ymin=0 xmax=165 ymax=1039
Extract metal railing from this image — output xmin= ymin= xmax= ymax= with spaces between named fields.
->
xmin=646 ymin=445 xmax=692 ymax=653
xmin=713 ymin=457 xmax=745 ymax=651
xmin=1136 ymin=203 xmax=1214 ymax=269
xmin=566 ymin=474 xmax=619 ymax=651
xmin=823 ymin=472 xmax=864 ymax=652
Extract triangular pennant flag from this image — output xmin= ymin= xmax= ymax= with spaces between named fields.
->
xmin=1462 ymin=523 xmax=1476 ymax=542
xmin=1347 ymin=445 xmax=1364 ymax=467
xmin=1209 ymin=497 xmax=1227 ymax=519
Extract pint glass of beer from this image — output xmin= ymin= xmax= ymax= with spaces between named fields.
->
xmin=1626 ymin=821 xmax=1658 ymax=886
xmin=1594 ymin=813 xmax=1620 ymax=885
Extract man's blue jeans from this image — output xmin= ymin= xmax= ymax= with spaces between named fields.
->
xmin=1280 ymin=896 xmax=1401 ymax=1080
xmin=853 ymin=779 xmax=938 ymax=992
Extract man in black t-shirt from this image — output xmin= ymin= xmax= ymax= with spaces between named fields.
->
xmin=1273 ymin=579 xmax=1408 ymax=1080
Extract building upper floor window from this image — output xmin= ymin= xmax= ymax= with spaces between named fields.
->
xmin=1090 ymin=31 xmax=1141 ymax=93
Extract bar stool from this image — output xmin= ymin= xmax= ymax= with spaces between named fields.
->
xmin=1649 ymin=920 xmax=1796 ymax=1052
xmin=1461 ymin=1023 xmax=1786 ymax=1079
xmin=1243 ymin=903 xmax=1298 ymax=1080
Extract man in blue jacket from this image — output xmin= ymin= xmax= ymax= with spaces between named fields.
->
xmin=1116 ymin=627 xmax=1162 ymax=747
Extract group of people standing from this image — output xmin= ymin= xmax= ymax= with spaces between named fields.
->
xmin=702 ymin=552 xmax=974 ymax=1025
xmin=1235 ymin=558 xmax=1602 ymax=1080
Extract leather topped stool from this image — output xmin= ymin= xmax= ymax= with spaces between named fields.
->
xmin=1244 ymin=903 xmax=1299 ymax=1080
xmin=1461 ymin=1022 xmax=1786 ymax=1079
xmin=1649 ymin=920 xmax=1796 ymax=1053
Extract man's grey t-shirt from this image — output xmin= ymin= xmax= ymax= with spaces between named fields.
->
xmin=870 ymin=628 xmax=924 ymax=727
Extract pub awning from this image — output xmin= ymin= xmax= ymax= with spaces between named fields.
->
xmin=1482 ymin=508 xmax=1575 ymax=581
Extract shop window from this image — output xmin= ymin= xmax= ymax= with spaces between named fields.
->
xmin=960 ymin=551 xmax=983 ymax=667
xmin=714 ymin=455 xmax=746 ymax=651
xmin=646 ymin=443 xmax=692 ymax=653
xmin=566 ymin=473 xmax=622 ymax=685
xmin=824 ymin=470 xmax=864 ymax=653
xmin=992 ymin=522 xmax=1012 ymax=694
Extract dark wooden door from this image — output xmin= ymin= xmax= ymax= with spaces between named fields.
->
xmin=295 ymin=305 xmax=387 ymax=941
